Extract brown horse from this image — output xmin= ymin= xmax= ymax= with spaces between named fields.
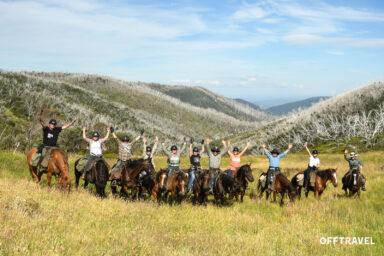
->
xmin=167 ymin=170 xmax=188 ymax=204
xmin=27 ymin=147 xmax=71 ymax=192
xmin=192 ymin=169 xmax=210 ymax=206
xmin=343 ymin=169 xmax=366 ymax=199
xmin=291 ymin=168 xmax=338 ymax=200
xmin=233 ymin=164 xmax=254 ymax=202
xmin=155 ymin=168 xmax=169 ymax=202
xmin=120 ymin=158 xmax=155 ymax=200
xmin=257 ymin=172 xmax=297 ymax=205
xmin=213 ymin=173 xmax=240 ymax=205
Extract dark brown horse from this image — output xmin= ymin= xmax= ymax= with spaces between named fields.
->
xmin=167 ymin=170 xmax=188 ymax=204
xmin=192 ymin=169 xmax=210 ymax=206
xmin=74 ymin=157 xmax=110 ymax=197
xmin=343 ymin=169 xmax=366 ymax=199
xmin=257 ymin=172 xmax=297 ymax=205
xmin=120 ymin=158 xmax=155 ymax=200
xmin=27 ymin=148 xmax=71 ymax=192
xmin=213 ymin=173 xmax=240 ymax=205
xmin=154 ymin=168 xmax=168 ymax=202
xmin=233 ymin=164 xmax=254 ymax=202
xmin=291 ymin=168 xmax=338 ymax=200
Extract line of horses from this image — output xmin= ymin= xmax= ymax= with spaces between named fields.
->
xmin=26 ymin=148 xmax=362 ymax=206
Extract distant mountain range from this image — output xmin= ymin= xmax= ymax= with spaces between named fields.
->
xmin=266 ymin=96 xmax=331 ymax=116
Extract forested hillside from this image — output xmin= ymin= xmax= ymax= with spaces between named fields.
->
xmin=235 ymin=81 xmax=384 ymax=153
xmin=0 ymin=70 xmax=271 ymax=153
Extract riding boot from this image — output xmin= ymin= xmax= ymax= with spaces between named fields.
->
xmin=81 ymin=170 xmax=86 ymax=180
xmin=362 ymin=183 xmax=366 ymax=191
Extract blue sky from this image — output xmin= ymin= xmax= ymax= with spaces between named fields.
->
xmin=1 ymin=0 xmax=384 ymax=104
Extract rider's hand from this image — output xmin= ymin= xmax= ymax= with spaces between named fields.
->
xmin=140 ymin=129 xmax=145 ymax=136
xmin=344 ymin=149 xmax=348 ymax=154
xmin=227 ymin=140 xmax=231 ymax=145
xmin=143 ymin=137 xmax=147 ymax=143
xmin=190 ymin=138 xmax=194 ymax=144
xmin=262 ymin=143 xmax=266 ymax=148
xmin=107 ymin=127 xmax=110 ymax=132
xmin=183 ymin=137 xmax=187 ymax=143
xmin=201 ymin=139 xmax=205 ymax=145
xmin=206 ymin=137 xmax=210 ymax=143
xmin=82 ymin=126 xmax=86 ymax=130
xmin=247 ymin=142 xmax=250 ymax=147
xmin=161 ymin=138 xmax=165 ymax=143
xmin=304 ymin=142 xmax=308 ymax=147
xmin=155 ymin=136 xmax=159 ymax=142
xmin=288 ymin=144 xmax=293 ymax=149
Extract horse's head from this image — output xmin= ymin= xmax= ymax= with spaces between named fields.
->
xmin=143 ymin=158 xmax=155 ymax=174
xmin=288 ymin=184 xmax=297 ymax=203
xmin=158 ymin=168 xmax=168 ymax=191
xmin=177 ymin=171 xmax=188 ymax=196
xmin=329 ymin=168 xmax=338 ymax=187
xmin=243 ymin=164 xmax=255 ymax=182
xmin=201 ymin=169 xmax=210 ymax=191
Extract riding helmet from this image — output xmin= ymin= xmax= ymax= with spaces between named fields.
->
xmin=271 ymin=149 xmax=279 ymax=155
xmin=92 ymin=131 xmax=100 ymax=138
xmin=350 ymin=152 xmax=357 ymax=157
xmin=312 ymin=149 xmax=319 ymax=155
xmin=146 ymin=146 xmax=152 ymax=152
xmin=233 ymin=147 xmax=239 ymax=152
xmin=122 ymin=136 xmax=129 ymax=142
xmin=49 ymin=119 xmax=57 ymax=125
xmin=193 ymin=147 xmax=199 ymax=152
xmin=171 ymin=145 xmax=178 ymax=151
xmin=211 ymin=146 xmax=220 ymax=153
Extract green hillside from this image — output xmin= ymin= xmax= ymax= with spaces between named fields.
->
xmin=266 ymin=96 xmax=330 ymax=116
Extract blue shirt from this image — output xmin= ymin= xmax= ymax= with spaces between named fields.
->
xmin=265 ymin=151 xmax=287 ymax=167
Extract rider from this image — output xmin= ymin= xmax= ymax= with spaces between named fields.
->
xmin=142 ymin=136 xmax=159 ymax=168
xmin=187 ymin=139 xmax=205 ymax=193
xmin=303 ymin=142 xmax=320 ymax=192
xmin=342 ymin=149 xmax=366 ymax=192
xmin=110 ymin=129 xmax=141 ymax=179
xmin=37 ymin=112 xmax=76 ymax=172
xmin=226 ymin=140 xmax=250 ymax=177
xmin=206 ymin=137 xmax=227 ymax=193
xmin=262 ymin=143 xmax=292 ymax=189
xmin=161 ymin=137 xmax=187 ymax=187
xmin=81 ymin=126 xmax=110 ymax=179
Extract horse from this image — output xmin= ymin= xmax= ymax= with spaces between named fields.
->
xmin=74 ymin=157 xmax=109 ymax=197
xmin=154 ymin=168 xmax=168 ymax=202
xmin=213 ymin=173 xmax=240 ymax=205
xmin=27 ymin=147 xmax=71 ymax=192
xmin=233 ymin=164 xmax=255 ymax=202
xmin=192 ymin=169 xmax=210 ymax=206
xmin=291 ymin=168 xmax=337 ymax=200
xmin=265 ymin=173 xmax=297 ymax=205
xmin=167 ymin=170 xmax=189 ymax=204
xmin=343 ymin=169 xmax=366 ymax=199
xmin=120 ymin=158 xmax=155 ymax=201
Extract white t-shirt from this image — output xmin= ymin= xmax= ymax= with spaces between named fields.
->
xmin=309 ymin=155 xmax=320 ymax=167
xmin=90 ymin=141 xmax=102 ymax=156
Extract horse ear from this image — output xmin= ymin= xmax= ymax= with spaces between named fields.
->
xmin=335 ymin=167 xmax=338 ymax=171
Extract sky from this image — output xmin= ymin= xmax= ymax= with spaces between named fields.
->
xmin=1 ymin=0 xmax=384 ymax=104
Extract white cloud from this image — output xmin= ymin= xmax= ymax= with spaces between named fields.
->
xmin=325 ymin=50 xmax=344 ymax=56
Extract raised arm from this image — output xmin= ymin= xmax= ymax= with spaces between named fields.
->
xmin=99 ymin=127 xmax=110 ymax=143
xmin=227 ymin=140 xmax=233 ymax=156
xmin=62 ymin=119 xmax=76 ymax=130
xmin=344 ymin=149 xmax=349 ymax=161
xmin=189 ymin=142 xmax=193 ymax=157
xmin=161 ymin=139 xmax=171 ymax=157
xmin=131 ymin=135 xmax=141 ymax=146
xmin=304 ymin=142 xmax=312 ymax=157
xmin=239 ymin=142 xmax=250 ymax=157
xmin=152 ymin=136 xmax=159 ymax=155
xmin=37 ymin=111 xmax=46 ymax=128
xmin=262 ymin=143 xmax=267 ymax=154
xmin=179 ymin=138 xmax=187 ymax=156
xmin=82 ymin=126 xmax=91 ymax=142
xmin=220 ymin=140 xmax=228 ymax=157
xmin=142 ymin=137 xmax=147 ymax=156
xmin=284 ymin=144 xmax=293 ymax=154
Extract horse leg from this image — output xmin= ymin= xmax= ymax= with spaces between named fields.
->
xmin=47 ymin=171 xmax=53 ymax=187
xmin=305 ymin=190 xmax=309 ymax=198
xmin=357 ymin=188 xmax=361 ymax=199
xmin=349 ymin=189 xmax=353 ymax=197
xmin=298 ymin=186 xmax=302 ymax=200
xmin=314 ymin=190 xmax=319 ymax=199
xmin=29 ymin=165 xmax=40 ymax=183
xmin=240 ymin=190 xmax=245 ymax=203
xmin=280 ymin=192 xmax=285 ymax=206
xmin=273 ymin=191 xmax=277 ymax=202
xmin=75 ymin=171 xmax=80 ymax=190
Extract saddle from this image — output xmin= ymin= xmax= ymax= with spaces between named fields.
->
xmin=166 ymin=170 xmax=181 ymax=190
xmin=296 ymin=174 xmax=304 ymax=186
xmin=268 ymin=170 xmax=280 ymax=191
xmin=109 ymin=161 xmax=128 ymax=180
xmin=309 ymin=171 xmax=317 ymax=187
xmin=31 ymin=146 xmax=63 ymax=168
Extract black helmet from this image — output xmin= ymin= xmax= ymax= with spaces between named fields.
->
xmin=146 ymin=146 xmax=152 ymax=152
xmin=92 ymin=131 xmax=100 ymax=138
xmin=233 ymin=147 xmax=239 ymax=152
xmin=211 ymin=146 xmax=220 ymax=153
xmin=193 ymin=147 xmax=199 ymax=152
xmin=122 ymin=136 xmax=129 ymax=142
xmin=49 ymin=119 xmax=57 ymax=125
xmin=271 ymin=149 xmax=279 ymax=155
xmin=312 ymin=150 xmax=319 ymax=155
xmin=171 ymin=145 xmax=178 ymax=151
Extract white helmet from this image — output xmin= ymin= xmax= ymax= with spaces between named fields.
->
xmin=350 ymin=152 xmax=357 ymax=157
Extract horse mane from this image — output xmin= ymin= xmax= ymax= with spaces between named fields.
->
xmin=316 ymin=169 xmax=331 ymax=178
xmin=129 ymin=158 xmax=150 ymax=168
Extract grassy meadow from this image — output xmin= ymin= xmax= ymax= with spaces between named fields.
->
xmin=0 ymin=150 xmax=383 ymax=255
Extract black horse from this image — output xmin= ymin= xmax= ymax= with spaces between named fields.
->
xmin=74 ymin=157 xmax=109 ymax=197
xmin=233 ymin=164 xmax=255 ymax=202
xmin=213 ymin=173 xmax=240 ymax=205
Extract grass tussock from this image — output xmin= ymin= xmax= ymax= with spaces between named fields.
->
xmin=0 ymin=151 xmax=383 ymax=255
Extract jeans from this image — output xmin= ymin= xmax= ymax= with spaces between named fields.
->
xmin=187 ymin=170 xmax=196 ymax=191
xmin=83 ymin=154 xmax=101 ymax=174
xmin=167 ymin=166 xmax=180 ymax=177
xmin=113 ymin=160 xmax=122 ymax=172
xmin=226 ymin=169 xmax=233 ymax=177
xmin=209 ymin=168 xmax=220 ymax=190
